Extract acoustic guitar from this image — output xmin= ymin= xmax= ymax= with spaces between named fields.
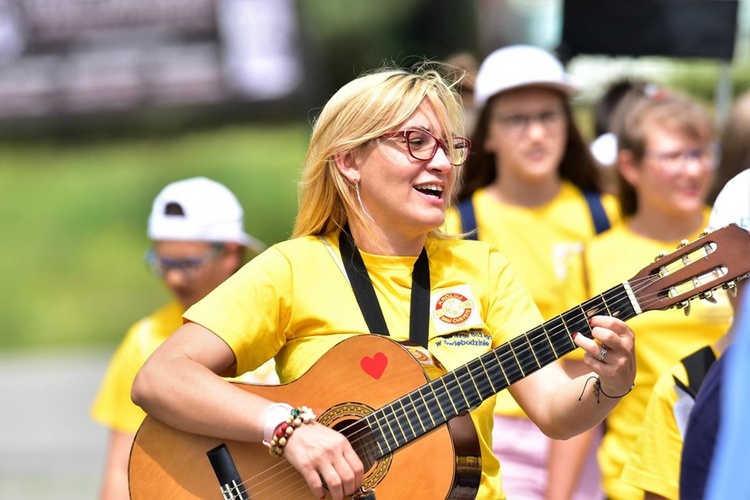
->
xmin=129 ymin=223 xmax=750 ymax=500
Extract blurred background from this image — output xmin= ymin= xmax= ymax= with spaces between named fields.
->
xmin=0 ymin=0 xmax=748 ymax=497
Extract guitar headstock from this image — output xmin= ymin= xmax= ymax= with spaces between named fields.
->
xmin=627 ymin=223 xmax=750 ymax=314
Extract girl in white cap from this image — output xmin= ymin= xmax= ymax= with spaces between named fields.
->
xmin=446 ymin=44 xmax=618 ymax=500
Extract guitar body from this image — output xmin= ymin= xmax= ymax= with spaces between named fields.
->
xmin=129 ymin=335 xmax=481 ymax=499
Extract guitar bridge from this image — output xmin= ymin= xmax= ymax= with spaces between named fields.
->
xmin=207 ymin=444 xmax=250 ymax=500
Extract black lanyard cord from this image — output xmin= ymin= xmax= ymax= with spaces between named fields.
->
xmin=338 ymin=226 xmax=431 ymax=348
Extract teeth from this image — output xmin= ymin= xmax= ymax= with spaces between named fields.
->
xmin=416 ymin=183 xmax=443 ymax=192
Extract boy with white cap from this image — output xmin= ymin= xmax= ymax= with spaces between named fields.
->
xmin=90 ymin=177 xmax=276 ymax=500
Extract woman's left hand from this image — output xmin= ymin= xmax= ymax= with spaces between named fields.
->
xmin=573 ymin=315 xmax=636 ymax=397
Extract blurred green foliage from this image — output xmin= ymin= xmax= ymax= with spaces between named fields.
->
xmin=0 ymin=123 xmax=309 ymax=350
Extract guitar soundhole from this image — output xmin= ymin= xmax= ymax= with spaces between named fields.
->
xmin=333 ymin=418 xmax=377 ymax=470
xmin=318 ymin=403 xmax=392 ymax=488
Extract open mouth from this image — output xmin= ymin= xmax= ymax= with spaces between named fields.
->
xmin=414 ymin=183 xmax=444 ymax=199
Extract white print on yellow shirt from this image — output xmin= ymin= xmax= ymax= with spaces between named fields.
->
xmin=552 ymin=241 xmax=584 ymax=281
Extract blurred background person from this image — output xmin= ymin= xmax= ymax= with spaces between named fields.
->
xmin=621 ymin=309 xmax=729 ymax=499
xmin=618 ymin=87 xmax=750 ymax=500
xmin=90 ymin=176 xmax=277 ymax=500
xmin=703 ymin=170 xmax=750 ymax=500
xmin=708 ymin=90 xmax=750 ymax=204
xmin=680 ymin=169 xmax=750 ymax=500
xmin=446 ymin=44 xmax=619 ymax=500
xmin=589 ymin=78 xmax=654 ymax=194
xmin=585 ymin=90 xmax=734 ymax=500
xmin=441 ymin=51 xmax=480 ymax=136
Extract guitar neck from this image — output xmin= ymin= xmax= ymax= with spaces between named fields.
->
xmin=364 ymin=282 xmax=639 ymax=458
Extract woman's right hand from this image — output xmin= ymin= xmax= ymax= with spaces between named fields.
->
xmin=282 ymin=422 xmax=364 ymax=499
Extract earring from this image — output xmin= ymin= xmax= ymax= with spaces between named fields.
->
xmin=354 ymin=180 xmax=375 ymax=222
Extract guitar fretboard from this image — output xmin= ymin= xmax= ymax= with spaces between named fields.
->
xmin=363 ymin=282 xmax=638 ymax=458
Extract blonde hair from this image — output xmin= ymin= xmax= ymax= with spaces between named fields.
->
xmin=292 ymin=65 xmax=465 ymax=238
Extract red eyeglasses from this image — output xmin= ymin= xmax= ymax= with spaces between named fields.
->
xmin=379 ymin=129 xmax=471 ymax=166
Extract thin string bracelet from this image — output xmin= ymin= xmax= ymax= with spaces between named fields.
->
xmin=578 ymin=375 xmax=635 ymax=404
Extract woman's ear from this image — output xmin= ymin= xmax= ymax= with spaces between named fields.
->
xmin=617 ymin=150 xmax=641 ymax=187
xmin=334 ymin=151 xmax=360 ymax=184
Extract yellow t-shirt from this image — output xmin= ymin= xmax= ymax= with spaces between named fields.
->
xmin=91 ymin=301 xmax=184 ymax=434
xmin=621 ymin=345 xmax=720 ymax=500
xmin=444 ymin=182 xmax=621 ymax=417
xmin=585 ymin=217 xmax=733 ymax=500
xmin=91 ymin=301 xmax=278 ymax=434
xmin=185 ymin=233 xmax=545 ymax=500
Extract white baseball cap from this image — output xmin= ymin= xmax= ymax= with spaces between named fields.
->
xmin=707 ymin=169 xmax=750 ymax=232
xmin=474 ymin=45 xmax=578 ymax=108
xmin=148 ymin=177 xmax=266 ymax=253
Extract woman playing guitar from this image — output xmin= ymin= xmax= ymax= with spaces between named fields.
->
xmin=131 ymin=64 xmax=637 ymax=500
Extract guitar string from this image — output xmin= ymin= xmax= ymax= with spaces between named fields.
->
xmin=231 ymin=256 xmax=728 ymax=496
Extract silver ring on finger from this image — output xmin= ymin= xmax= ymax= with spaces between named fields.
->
xmin=597 ymin=347 xmax=608 ymax=361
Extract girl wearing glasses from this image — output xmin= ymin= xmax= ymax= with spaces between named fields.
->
xmin=446 ymin=45 xmax=619 ymax=500
xmin=131 ymin=65 xmax=636 ymax=500
xmin=587 ymin=90 xmax=734 ymax=500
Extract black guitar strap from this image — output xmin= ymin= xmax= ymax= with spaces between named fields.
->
xmin=672 ymin=345 xmax=717 ymax=398
xmin=338 ymin=225 xmax=431 ymax=348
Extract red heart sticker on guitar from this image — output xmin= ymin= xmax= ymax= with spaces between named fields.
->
xmin=360 ymin=352 xmax=388 ymax=380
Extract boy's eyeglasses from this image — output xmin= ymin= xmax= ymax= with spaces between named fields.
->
xmin=644 ymin=143 xmax=721 ymax=174
xmin=378 ymin=129 xmax=471 ymax=166
xmin=145 ymin=245 xmax=224 ymax=279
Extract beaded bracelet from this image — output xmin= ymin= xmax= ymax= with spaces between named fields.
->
xmin=266 ymin=406 xmax=317 ymax=457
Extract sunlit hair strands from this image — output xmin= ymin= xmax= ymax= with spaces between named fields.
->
xmin=292 ymin=64 xmax=466 ymax=239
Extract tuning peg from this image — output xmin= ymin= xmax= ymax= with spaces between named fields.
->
xmin=677 ymin=239 xmax=690 ymax=249
xmin=698 ymin=230 xmax=709 ymax=238
xmin=724 ymin=281 xmax=738 ymax=297
xmin=654 ymin=251 xmax=669 ymax=262
xmin=699 ymin=290 xmax=718 ymax=304
xmin=675 ymin=300 xmax=692 ymax=316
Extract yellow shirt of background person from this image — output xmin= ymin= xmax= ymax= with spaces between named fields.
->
xmin=91 ymin=301 xmax=184 ymax=434
xmin=444 ymin=181 xmax=621 ymax=417
xmin=620 ymin=344 xmax=722 ymax=500
xmin=185 ymin=232 xmax=545 ymax=500
xmin=584 ymin=217 xmax=733 ymax=500
xmin=91 ymin=301 xmax=278 ymax=434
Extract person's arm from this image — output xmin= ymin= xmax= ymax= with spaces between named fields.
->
xmin=547 ymin=431 xmax=597 ymax=500
xmin=99 ymin=430 xmax=134 ymax=500
xmin=509 ymin=315 xmax=636 ymax=439
xmin=546 ymin=358 xmax=600 ymax=500
xmin=131 ymin=321 xmax=364 ymax=500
